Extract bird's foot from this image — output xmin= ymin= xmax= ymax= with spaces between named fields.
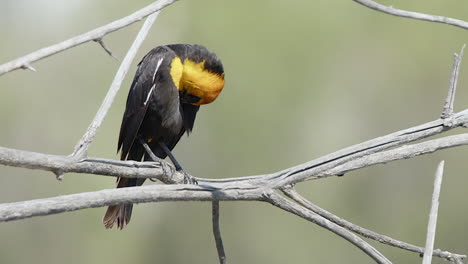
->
xmin=181 ymin=170 xmax=198 ymax=184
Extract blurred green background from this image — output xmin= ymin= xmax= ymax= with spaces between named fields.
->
xmin=1 ymin=0 xmax=468 ymax=263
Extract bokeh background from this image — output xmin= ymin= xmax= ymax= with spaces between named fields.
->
xmin=1 ymin=0 xmax=468 ymax=263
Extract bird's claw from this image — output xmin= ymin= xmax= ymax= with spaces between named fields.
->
xmin=182 ymin=171 xmax=198 ymax=184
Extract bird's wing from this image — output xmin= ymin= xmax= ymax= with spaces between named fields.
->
xmin=117 ymin=47 xmax=171 ymax=160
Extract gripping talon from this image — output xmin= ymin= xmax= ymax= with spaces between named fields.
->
xmin=182 ymin=171 xmax=198 ymax=184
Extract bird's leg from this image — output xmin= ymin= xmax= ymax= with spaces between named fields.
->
xmin=139 ymin=137 xmax=159 ymax=161
xmin=157 ymin=141 xmax=198 ymax=184
xmin=138 ymin=137 xmax=166 ymax=182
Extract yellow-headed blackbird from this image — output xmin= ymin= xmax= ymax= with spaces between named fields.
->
xmin=103 ymin=44 xmax=225 ymax=229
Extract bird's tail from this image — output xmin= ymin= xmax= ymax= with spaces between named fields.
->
xmin=104 ymin=140 xmax=158 ymax=229
xmin=103 ymin=203 xmax=133 ymax=230
xmin=103 ymin=177 xmax=137 ymax=230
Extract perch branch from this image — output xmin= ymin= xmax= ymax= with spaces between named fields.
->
xmin=0 ymin=146 xmax=184 ymax=184
xmin=212 ymin=201 xmax=226 ymax=264
xmin=3 ymin=132 xmax=468 ymax=187
xmin=422 ymin=161 xmax=445 ymax=264
xmin=71 ymin=12 xmax=159 ymax=159
xmin=265 ymin=192 xmax=392 ymax=264
xmin=0 ymin=0 xmax=178 ymax=76
xmin=281 ymin=187 xmax=466 ymax=262
xmin=353 ymin=0 xmax=468 ymax=30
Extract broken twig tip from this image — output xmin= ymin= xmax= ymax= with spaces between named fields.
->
xmin=94 ymin=38 xmax=118 ymax=61
xmin=441 ymin=45 xmax=465 ymax=120
xmin=54 ymin=170 xmax=64 ymax=181
xmin=460 ymin=44 xmax=466 ymax=55
xmin=21 ymin=64 xmax=36 ymax=72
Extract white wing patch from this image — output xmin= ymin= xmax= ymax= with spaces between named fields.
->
xmin=153 ymin=57 xmax=164 ymax=82
xmin=144 ymin=84 xmax=156 ymax=106
xmin=144 ymin=57 xmax=164 ymax=106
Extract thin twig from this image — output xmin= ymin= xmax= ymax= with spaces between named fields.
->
xmin=353 ymin=0 xmax=468 ymax=30
xmin=0 ymin=0 xmax=178 ymax=76
xmin=94 ymin=38 xmax=118 ymax=60
xmin=212 ymin=201 xmax=227 ymax=264
xmin=422 ymin=161 xmax=445 ymax=264
xmin=281 ymin=187 xmax=465 ymax=262
xmin=265 ymin=192 xmax=392 ymax=264
xmin=442 ymin=45 xmax=465 ymax=119
xmin=71 ymin=12 xmax=159 ymax=159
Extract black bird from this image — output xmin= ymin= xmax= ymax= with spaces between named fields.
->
xmin=103 ymin=44 xmax=225 ymax=229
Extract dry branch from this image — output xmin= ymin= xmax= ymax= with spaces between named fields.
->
xmin=0 ymin=0 xmax=178 ymax=76
xmin=422 ymin=161 xmax=445 ymax=264
xmin=353 ymin=0 xmax=468 ymax=30
xmin=2 ymin=125 xmax=468 ymax=188
xmin=442 ymin=45 xmax=465 ymax=119
xmin=212 ymin=201 xmax=226 ymax=264
xmin=264 ymin=110 xmax=468 ymax=187
xmin=0 ymin=184 xmax=265 ymax=222
xmin=281 ymin=187 xmax=466 ymax=262
xmin=0 ymin=146 xmax=183 ymax=183
xmin=265 ymin=192 xmax=392 ymax=264
xmin=71 ymin=12 xmax=159 ymax=159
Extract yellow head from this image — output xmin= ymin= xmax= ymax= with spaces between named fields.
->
xmin=170 ymin=56 xmax=225 ymax=105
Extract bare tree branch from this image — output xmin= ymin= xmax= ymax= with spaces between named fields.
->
xmin=266 ymin=110 xmax=468 ymax=187
xmin=0 ymin=0 xmax=178 ymax=76
xmin=265 ymin=192 xmax=392 ymax=264
xmin=442 ymin=45 xmax=465 ymax=119
xmin=353 ymin=0 xmax=468 ymax=30
xmin=319 ymin=133 xmax=468 ymax=179
xmin=422 ymin=161 xmax=445 ymax=264
xmin=71 ymin=12 xmax=159 ymax=159
xmin=3 ymin=129 xmax=468 ymax=187
xmin=281 ymin=187 xmax=466 ymax=262
xmin=0 ymin=146 xmax=185 ymax=183
xmin=0 ymin=184 xmax=265 ymax=222
xmin=212 ymin=201 xmax=226 ymax=264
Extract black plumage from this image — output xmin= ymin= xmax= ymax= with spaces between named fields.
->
xmin=103 ymin=44 xmax=224 ymax=229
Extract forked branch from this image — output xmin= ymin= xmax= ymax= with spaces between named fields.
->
xmin=281 ymin=187 xmax=466 ymax=263
xmin=71 ymin=12 xmax=160 ymax=160
xmin=0 ymin=0 xmax=178 ymax=76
